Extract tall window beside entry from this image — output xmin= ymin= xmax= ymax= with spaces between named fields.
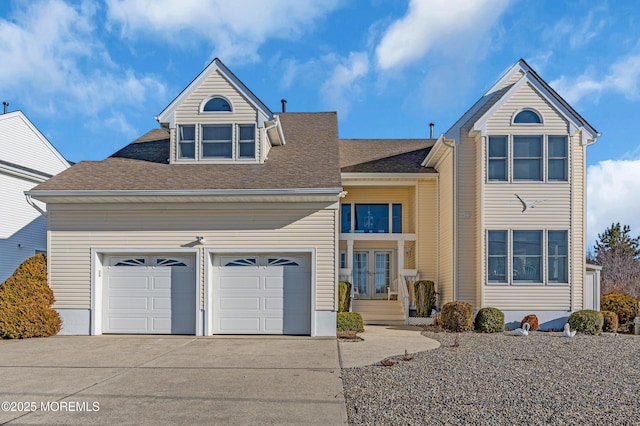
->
xmin=392 ymin=204 xmax=402 ymax=233
xmin=548 ymin=231 xmax=568 ymax=283
xmin=513 ymin=231 xmax=542 ymax=282
xmin=488 ymin=136 xmax=508 ymax=181
xmin=178 ymin=125 xmax=195 ymax=159
xmin=513 ymin=136 xmax=543 ymax=181
xmin=340 ymin=204 xmax=351 ymax=233
xmin=487 ymin=231 xmax=507 ymax=283
xmin=548 ymin=136 xmax=568 ymax=181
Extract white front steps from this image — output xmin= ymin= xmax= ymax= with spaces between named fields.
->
xmin=351 ymin=299 xmax=406 ymax=325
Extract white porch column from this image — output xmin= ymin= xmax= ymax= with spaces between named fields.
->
xmin=346 ymin=240 xmax=354 ymax=281
xmin=397 ymin=240 xmax=405 ymax=275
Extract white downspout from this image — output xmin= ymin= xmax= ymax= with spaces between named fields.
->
xmin=25 ymin=193 xmax=47 ymax=217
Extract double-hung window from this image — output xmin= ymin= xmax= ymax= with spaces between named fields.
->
xmin=178 ymin=125 xmax=195 ymax=159
xmin=548 ymin=231 xmax=568 ymax=283
xmin=513 ymin=136 xmax=542 ymax=181
xmin=512 ymin=231 xmax=543 ymax=283
xmin=202 ymin=124 xmax=232 ymax=159
xmin=237 ymin=125 xmax=256 ymax=159
xmin=487 ymin=231 xmax=507 ymax=283
xmin=548 ymin=136 xmax=568 ymax=181
xmin=488 ymin=136 xmax=508 ymax=181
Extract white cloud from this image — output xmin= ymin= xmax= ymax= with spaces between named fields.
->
xmin=320 ymin=52 xmax=369 ymax=116
xmin=375 ymin=0 xmax=510 ymax=71
xmin=551 ymin=54 xmax=640 ymax=104
xmin=106 ymin=0 xmax=341 ymax=64
xmin=586 ymin=160 xmax=640 ymax=250
xmin=0 ymin=0 xmax=165 ymax=118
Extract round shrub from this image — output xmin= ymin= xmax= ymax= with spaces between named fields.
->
xmin=441 ymin=301 xmax=474 ymax=332
xmin=601 ymin=310 xmax=619 ymax=333
xmin=338 ymin=281 xmax=351 ymax=313
xmin=568 ymin=310 xmax=603 ymax=335
xmin=414 ymin=280 xmax=436 ymax=317
xmin=520 ymin=314 xmax=539 ymax=331
xmin=0 ymin=254 xmax=61 ymax=339
xmin=337 ymin=312 xmax=364 ymax=333
xmin=474 ymin=307 xmax=504 ymax=333
xmin=601 ymin=292 xmax=639 ymax=325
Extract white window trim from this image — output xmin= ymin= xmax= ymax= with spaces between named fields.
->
xmin=199 ymin=95 xmax=234 ymax=113
xmin=237 ymin=124 xmax=257 ymax=160
xmin=201 ymin=124 xmax=233 ymax=160
xmin=177 ymin=124 xmax=197 ymax=160
xmin=340 ymin=203 xmax=403 ymax=234
xmin=511 ymin=108 xmax=544 ymax=125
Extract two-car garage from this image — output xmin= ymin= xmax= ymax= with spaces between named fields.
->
xmin=101 ymin=252 xmax=311 ymax=335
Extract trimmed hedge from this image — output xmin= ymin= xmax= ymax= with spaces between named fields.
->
xmin=600 ymin=292 xmax=639 ymax=325
xmin=414 ymin=280 xmax=436 ymax=318
xmin=441 ymin=301 xmax=474 ymax=332
xmin=0 ymin=254 xmax=61 ymax=339
xmin=520 ymin=314 xmax=539 ymax=331
xmin=337 ymin=312 xmax=364 ymax=332
xmin=338 ymin=281 xmax=351 ymax=313
xmin=568 ymin=310 xmax=603 ymax=335
xmin=601 ymin=310 xmax=619 ymax=333
xmin=474 ymin=307 xmax=504 ymax=333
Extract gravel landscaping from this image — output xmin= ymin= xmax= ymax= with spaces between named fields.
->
xmin=342 ymin=329 xmax=640 ymax=425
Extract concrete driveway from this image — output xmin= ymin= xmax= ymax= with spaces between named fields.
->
xmin=0 ymin=336 xmax=347 ymax=425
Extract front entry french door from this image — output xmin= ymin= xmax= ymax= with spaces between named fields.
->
xmin=353 ymin=250 xmax=393 ymax=299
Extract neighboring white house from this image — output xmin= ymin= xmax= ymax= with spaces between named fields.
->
xmin=0 ymin=111 xmax=70 ymax=282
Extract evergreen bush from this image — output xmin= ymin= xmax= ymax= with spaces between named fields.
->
xmin=568 ymin=310 xmax=603 ymax=335
xmin=600 ymin=292 xmax=639 ymax=325
xmin=337 ymin=312 xmax=364 ymax=332
xmin=0 ymin=254 xmax=61 ymax=339
xmin=338 ymin=281 xmax=351 ymax=313
xmin=601 ymin=310 xmax=619 ymax=333
xmin=414 ymin=280 xmax=436 ymax=317
xmin=441 ymin=301 xmax=474 ymax=332
xmin=474 ymin=307 xmax=504 ymax=333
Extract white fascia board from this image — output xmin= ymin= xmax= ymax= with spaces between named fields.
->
xmin=421 ymin=134 xmax=453 ymax=168
xmin=0 ymin=162 xmax=49 ymax=183
xmin=26 ymin=187 xmax=344 ymax=202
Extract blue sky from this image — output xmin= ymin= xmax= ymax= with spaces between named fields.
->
xmin=1 ymin=0 xmax=640 ymax=247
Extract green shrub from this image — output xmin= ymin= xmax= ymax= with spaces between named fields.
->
xmin=600 ymin=292 xmax=639 ymax=325
xmin=441 ymin=301 xmax=474 ymax=332
xmin=474 ymin=307 xmax=504 ymax=333
xmin=0 ymin=254 xmax=61 ymax=339
xmin=601 ymin=310 xmax=619 ymax=333
xmin=568 ymin=310 xmax=603 ymax=335
xmin=414 ymin=280 xmax=436 ymax=317
xmin=338 ymin=281 xmax=351 ymax=313
xmin=337 ymin=312 xmax=364 ymax=332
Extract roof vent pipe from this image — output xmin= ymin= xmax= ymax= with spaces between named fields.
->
xmin=429 ymin=122 xmax=434 ymax=139
xmin=281 ymin=99 xmax=287 ymax=113
xmin=2 ymin=102 xmax=8 ymax=114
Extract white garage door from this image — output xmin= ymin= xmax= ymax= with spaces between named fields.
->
xmin=213 ymin=254 xmax=311 ymax=335
xmin=103 ymin=255 xmax=196 ymax=334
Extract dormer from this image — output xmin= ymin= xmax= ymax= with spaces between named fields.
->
xmin=156 ymin=58 xmax=285 ymax=164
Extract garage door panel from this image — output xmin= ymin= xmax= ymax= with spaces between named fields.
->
xmin=264 ymin=318 xmax=283 ymax=332
xmin=153 ymin=276 xmax=171 ymax=290
xmin=221 ymin=276 xmax=261 ymax=290
xmin=264 ymin=297 xmax=283 ymax=310
xmin=152 ymin=297 xmax=171 ymax=310
xmin=108 ymin=276 xmax=150 ymax=289
xmin=107 ymin=317 xmax=149 ymax=331
xmin=220 ymin=297 xmax=260 ymax=310
xmin=220 ymin=317 xmax=261 ymax=332
xmin=108 ymin=296 xmax=149 ymax=310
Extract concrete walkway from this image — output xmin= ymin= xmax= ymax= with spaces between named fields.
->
xmin=337 ymin=325 xmax=441 ymax=368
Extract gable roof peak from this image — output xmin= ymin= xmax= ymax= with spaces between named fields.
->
xmin=156 ymin=57 xmax=274 ymax=128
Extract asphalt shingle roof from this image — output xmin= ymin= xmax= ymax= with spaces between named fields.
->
xmin=339 ymin=139 xmax=436 ymax=173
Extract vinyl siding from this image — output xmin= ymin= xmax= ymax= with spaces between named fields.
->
xmin=0 ymin=112 xmax=69 ymax=176
xmin=416 ymin=180 xmax=437 ymax=281
xmin=47 ymin=207 xmax=336 ymax=311
xmin=0 ymin=173 xmax=48 ymax=281
xmin=437 ymin=152 xmax=454 ymax=305
xmin=456 ymin=130 xmax=479 ymax=305
xmin=480 ymin=80 xmax=582 ymax=311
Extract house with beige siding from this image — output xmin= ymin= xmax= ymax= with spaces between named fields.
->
xmin=28 ymin=58 xmax=598 ymax=335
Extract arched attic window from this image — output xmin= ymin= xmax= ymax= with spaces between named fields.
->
xmin=513 ymin=109 xmax=542 ymax=124
xmin=202 ymin=96 xmax=232 ymax=112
